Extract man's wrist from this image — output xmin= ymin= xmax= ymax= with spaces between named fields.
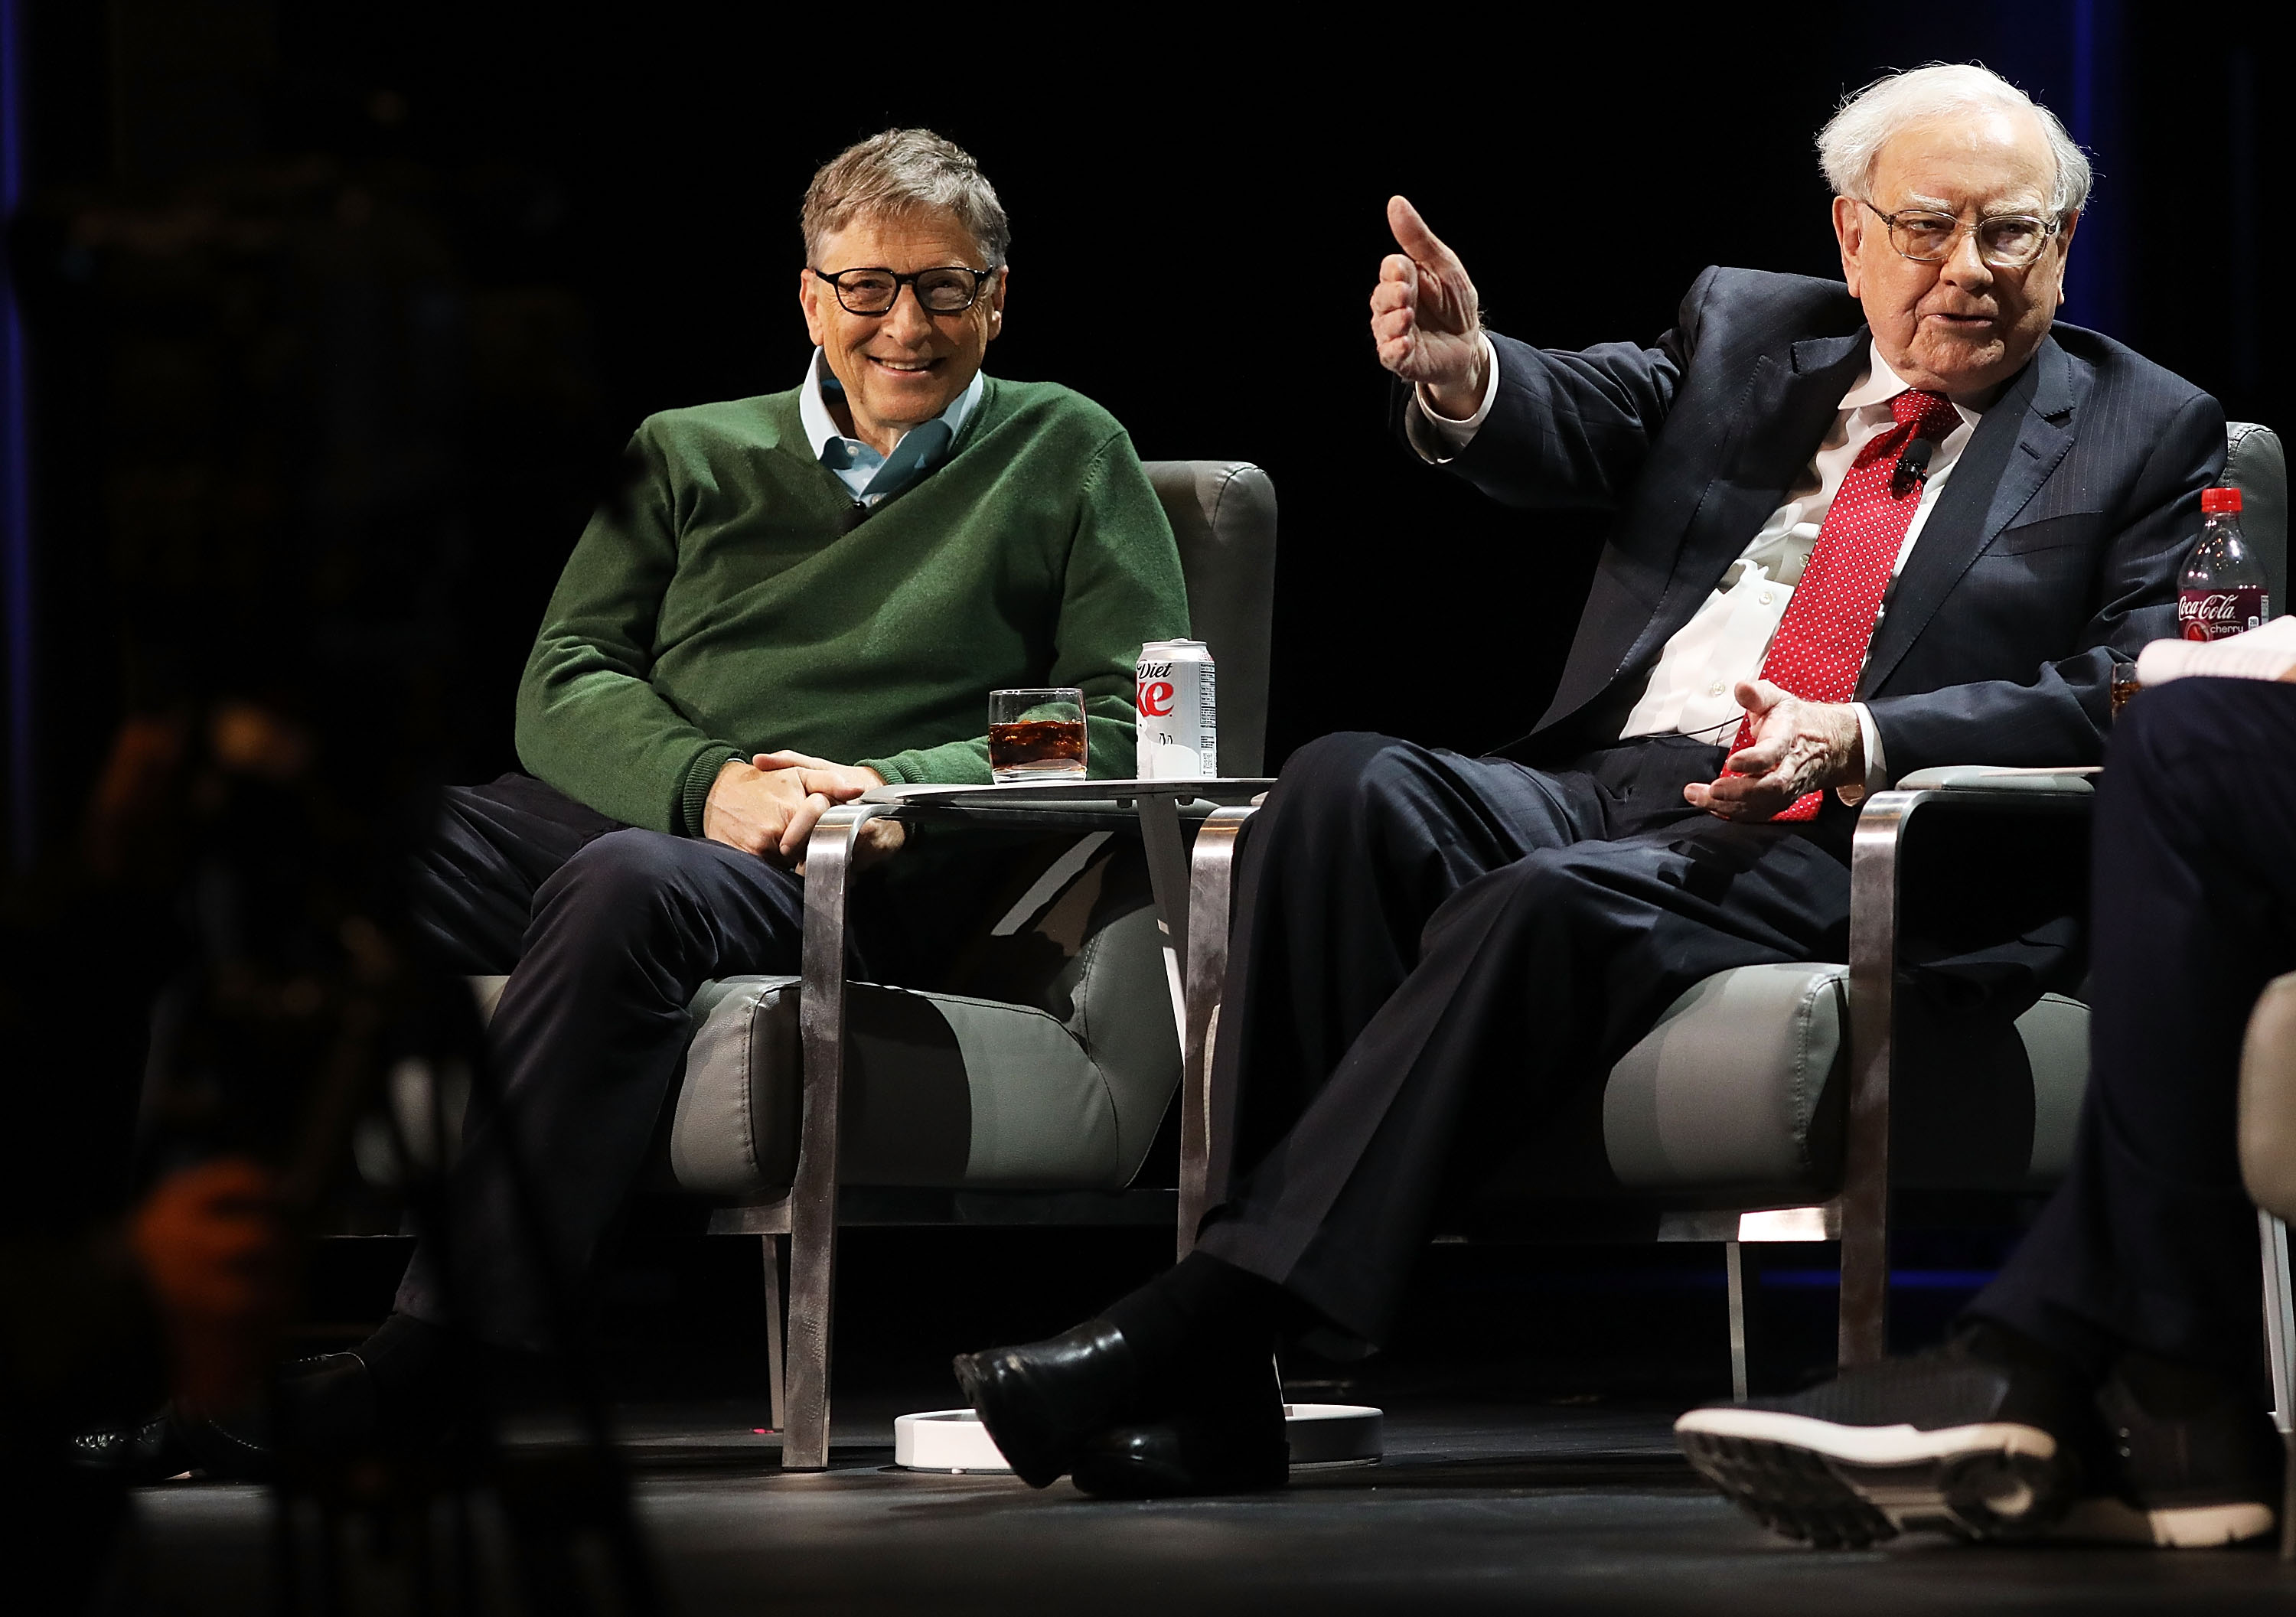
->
xmin=1416 ymin=334 xmax=1492 ymax=424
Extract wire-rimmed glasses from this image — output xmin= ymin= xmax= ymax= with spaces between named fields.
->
xmin=810 ymin=265 xmax=995 ymax=315
xmin=1857 ymin=199 xmax=2063 ymax=269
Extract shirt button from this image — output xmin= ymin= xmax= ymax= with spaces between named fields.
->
xmin=1707 ymin=681 xmax=1725 ymax=697
xmin=1760 ymin=592 xmax=1775 ymax=606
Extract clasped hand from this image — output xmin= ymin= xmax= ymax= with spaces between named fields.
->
xmin=703 ymin=751 xmax=905 ymax=867
xmin=1683 ymin=681 xmax=1864 ymax=821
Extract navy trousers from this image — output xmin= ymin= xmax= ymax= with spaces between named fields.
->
xmin=1972 ymin=677 xmax=2296 ymax=1377
xmin=393 ymin=777 xmax=806 ymax=1348
xmin=1195 ymin=732 xmax=1861 ymax=1348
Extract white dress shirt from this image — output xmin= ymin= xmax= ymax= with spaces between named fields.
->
xmin=1411 ymin=334 xmax=1986 ymax=800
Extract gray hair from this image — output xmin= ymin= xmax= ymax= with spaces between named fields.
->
xmin=1818 ymin=64 xmax=2093 ymax=219
xmin=801 ymin=128 xmax=1011 ymax=268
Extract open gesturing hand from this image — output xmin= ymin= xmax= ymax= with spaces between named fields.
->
xmin=1369 ymin=195 xmax=1488 ymax=420
xmin=1683 ymin=680 xmax=1864 ymax=822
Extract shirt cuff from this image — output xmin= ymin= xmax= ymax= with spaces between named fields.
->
xmin=1404 ymin=334 xmax=1499 ymax=463
xmin=1835 ymin=703 xmax=1888 ymax=807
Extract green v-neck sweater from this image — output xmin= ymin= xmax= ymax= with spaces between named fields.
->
xmin=517 ymin=377 xmax=1191 ymax=836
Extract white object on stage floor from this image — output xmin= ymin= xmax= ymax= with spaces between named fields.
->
xmin=892 ymin=1404 xmax=1385 ymax=1474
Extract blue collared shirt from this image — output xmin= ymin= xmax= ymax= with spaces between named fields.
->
xmin=797 ymin=347 xmax=984 ymax=507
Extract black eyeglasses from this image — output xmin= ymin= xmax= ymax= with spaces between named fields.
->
xmin=1858 ymin=199 xmax=2063 ymax=270
xmin=810 ymin=265 xmax=995 ymax=315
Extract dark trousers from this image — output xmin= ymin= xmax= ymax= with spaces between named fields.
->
xmin=1972 ymin=677 xmax=2296 ymax=1377
xmin=393 ymin=775 xmax=1013 ymax=1351
xmin=393 ymin=777 xmax=807 ymax=1348
xmin=1194 ymin=731 xmax=1859 ymax=1347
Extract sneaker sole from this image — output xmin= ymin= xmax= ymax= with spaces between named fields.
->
xmin=2048 ymin=1496 xmax=2277 ymax=1548
xmin=1675 ymin=1407 xmax=2066 ymax=1547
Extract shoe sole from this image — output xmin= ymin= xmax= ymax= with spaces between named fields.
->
xmin=1675 ymin=1407 xmax=2065 ymax=1547
xmin=1070 ymin=1432 xmax=1290 ymax=1501
xmin=2048 ymin=1496 xmax=2277 ymax=1548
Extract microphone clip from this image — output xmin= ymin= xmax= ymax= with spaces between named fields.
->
xmin=1892 ymin=437 xmax=1936 ymax=498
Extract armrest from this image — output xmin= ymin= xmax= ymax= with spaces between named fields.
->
xmin=2241 ymin=973 xmax=2296 ymax=1221
xmin=1893 ymin=764 xmax=2099 ymax=795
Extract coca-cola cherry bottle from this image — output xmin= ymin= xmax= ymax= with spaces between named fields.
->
xmin=2177 ymin=486 xmax=2269 ymax=641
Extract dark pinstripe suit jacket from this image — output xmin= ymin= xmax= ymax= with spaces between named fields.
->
xmin=1428 ymin=266 xmax=2226 ymax=777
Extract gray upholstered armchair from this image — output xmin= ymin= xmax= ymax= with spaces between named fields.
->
xmin=432 ymin=461 xmax=1277 ymax=1469
xmin=1180 ymin=423 xmax=2286 ymax=1401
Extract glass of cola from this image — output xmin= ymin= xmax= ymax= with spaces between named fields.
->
xmin=987 ymin=688 xmax=1088 ymax=783
xmin=2110 ymin=660 xmax=2140 ymax=719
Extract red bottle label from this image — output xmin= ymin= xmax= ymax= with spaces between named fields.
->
xmin=2179 ymin=587 xmax=2269 ymax=641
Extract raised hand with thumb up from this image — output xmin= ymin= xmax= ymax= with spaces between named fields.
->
xmin=1368 ymin=194 xmax=1489 ymax=420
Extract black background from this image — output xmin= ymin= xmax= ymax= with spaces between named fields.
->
xmin=5 ymin=1 xmax=2282 ymax=847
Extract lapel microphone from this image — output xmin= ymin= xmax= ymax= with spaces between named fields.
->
xmin=1893 ymin=437 xmax=1936 ymax=497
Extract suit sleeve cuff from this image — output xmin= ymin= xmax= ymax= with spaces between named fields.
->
xmin=1835 ymin=703 xmax=1887 ymax=807
xmin=1405 ymin=334 xmax=1499 ymax=463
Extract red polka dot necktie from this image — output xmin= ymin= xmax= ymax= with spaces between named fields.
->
xmin=1732 ymin=388 xmax=1960 ymax=821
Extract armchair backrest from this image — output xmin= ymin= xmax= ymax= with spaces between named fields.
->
xmin=2226 ymin=422 xmax=2286 ymax=618
xmin=1142 ymin=461 xmax=1278 ymax=776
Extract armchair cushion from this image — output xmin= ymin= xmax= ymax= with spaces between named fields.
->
xmin=1588 ymin=963 xmax=2088 ymax=1205
xmin=2239 ymin=971 xmax=2296 ymax=1221
xmin=670 ymin=837 xmax=1182 ymax=1199
xmin=668 ymin=976 xmax=1127 ymax=1195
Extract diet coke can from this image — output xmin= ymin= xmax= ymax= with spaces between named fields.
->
xmin=1136 ymin=640 xmax=1218 ymax=779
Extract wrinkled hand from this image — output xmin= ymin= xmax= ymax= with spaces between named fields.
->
xmin=130 ymin=1157 xmax=289 ymax=1413
xmin=1370 ymin=195 xmax=1487 ymax=419
xmin=1682 ymin=680 xmax=1864 ymax=821
xmin=750 ymin=751 xmax=905 ymax=868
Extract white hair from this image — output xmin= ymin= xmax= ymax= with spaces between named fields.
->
xmin=1818 ymin=63 xmax=2092 ymax=219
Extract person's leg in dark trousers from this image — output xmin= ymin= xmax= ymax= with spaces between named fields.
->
xmin=396 ymin=825 xmax=805 ymax=1349
xmin=1204 ymin=731 xmax=1602 ymax=1188
xmin=957 ymin=729 xmax=1857 ymax=1491
xmin=1199 ymin=750 xmax=1854 ymax=1347
xmin=404 ymin=774 xmax=626 ymax=973
xmin=1971 ymin=676 xmax=2296 ymax=1376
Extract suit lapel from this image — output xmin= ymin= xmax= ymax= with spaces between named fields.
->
xmin=1613 ymin=331 xmax=1871 ymax=677
xmin=1856 ymin=339 xmax=2080 ymax=697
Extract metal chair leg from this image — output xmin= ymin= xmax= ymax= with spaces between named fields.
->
xmin=781 ymin=804 xmax=879 ymax=1471
xmin=762 ymin=1233 xmax=787 ymax=1436
xmin=1839 ymin=797 xmax=1910 ymax=1366
xmin=1177 ymin=805 xmax=1254 ymax=1260
xmin=2255 ymin=1209 xmax=2296 ymax=1558
xmin=1726 ymin=1239 xmax=1750 ymax=1403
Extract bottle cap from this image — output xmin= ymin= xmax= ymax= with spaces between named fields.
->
xmin=2203 ymin=486 xmax=2243 ymax=513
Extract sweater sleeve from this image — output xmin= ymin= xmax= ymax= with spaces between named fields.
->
xmin=857 ymin=429 xmax=1191 ymax=784
xmin=515 ymin=427 xmax=743 ymax=834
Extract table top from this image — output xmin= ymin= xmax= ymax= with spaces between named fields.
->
xmin=855 ymin=777 xmax=1273 ymax=830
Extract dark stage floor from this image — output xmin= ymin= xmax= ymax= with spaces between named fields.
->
xmin=130 ymin=1391 xmax=2296 ymax=1615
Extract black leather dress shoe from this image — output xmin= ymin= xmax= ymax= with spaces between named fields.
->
xmin=68 ymin=1413 xmax=194 ymax=1485
xmin=1071 ymin=1412 xmax=1290 ymax=1499
xmin=952 ymin=1320 xmax=1143 ymax=1488
xmin=175 ymin=1352 xmax=382 ymax=1482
